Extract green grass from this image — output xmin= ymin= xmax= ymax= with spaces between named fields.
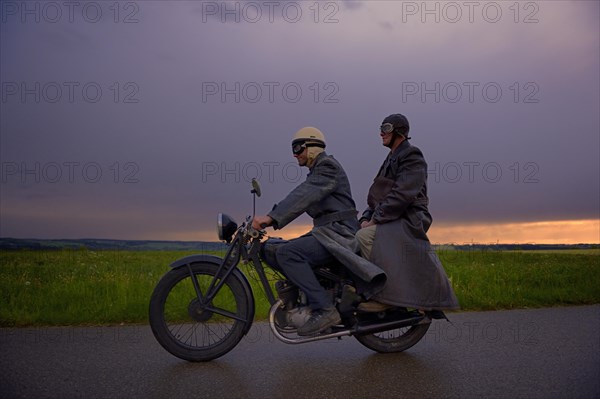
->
xmin=437 ymin=248 xmax=600 ymax=310
xmin=0 ymin=248 xmax=598 ymax=326
xmin=0 ymin=249 xmax=276 ymax=327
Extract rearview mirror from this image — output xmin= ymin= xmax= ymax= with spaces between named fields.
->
xmin=251 ymin=178 xmax=261 ymax=197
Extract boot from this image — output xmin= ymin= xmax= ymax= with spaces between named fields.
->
xmin=297 ymin=307 xmax=341 ymax=336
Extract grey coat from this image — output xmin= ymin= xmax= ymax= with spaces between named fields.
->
xmin=360 ymin=140 xmax=460 ymax=310
xmin=269 ymin=152 xmax=386 ymax=293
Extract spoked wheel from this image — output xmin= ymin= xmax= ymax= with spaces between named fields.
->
xmin=149 ymin=262 xmax=253 ymax=362
xmin=355 ymin=322 xmax=430 ymax=353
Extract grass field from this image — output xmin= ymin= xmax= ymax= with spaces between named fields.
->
xmin=0 ymin=248 xmax=599 ymax=327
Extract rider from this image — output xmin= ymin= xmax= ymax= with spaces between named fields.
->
xmin=252 ymin=127 xmax=383 ymax=336
xmin=355 ymin=113 xmax=459 ymax=312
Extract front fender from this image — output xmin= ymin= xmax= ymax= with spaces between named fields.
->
xmin=168 ymin=254 xmax=255 ymax=336
xmin=169 ymin=254 xmax=224 ymax=269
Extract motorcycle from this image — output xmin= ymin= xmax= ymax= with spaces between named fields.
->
xmin=149 ymin=179 xmax=446 ymax=362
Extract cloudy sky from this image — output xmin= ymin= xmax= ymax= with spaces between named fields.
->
xmin=1 ymin=1 xmax=598 ymax=244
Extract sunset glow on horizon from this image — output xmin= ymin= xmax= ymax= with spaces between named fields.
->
xmin=177 ymin=218 xmax=600 ymax=245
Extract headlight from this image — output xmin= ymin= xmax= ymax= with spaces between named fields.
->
xmin=217 ymin=213 xmax=237 ymax=243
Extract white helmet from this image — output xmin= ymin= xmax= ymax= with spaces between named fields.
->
xmin=292 ymin=127 xmax=326 ymax=150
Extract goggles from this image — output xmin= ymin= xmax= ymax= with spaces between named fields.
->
xmin=380 ymin=123 xmax=395 ymax=134
xmin=292 ymin=142 xmax=307 ymax=155
xmin=292 ymin=140 xmax=325 ymax=155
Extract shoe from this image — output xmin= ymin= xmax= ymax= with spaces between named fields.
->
xmin=357 ymin=301 xmax=393 ymax=312
xmin=297 ymin=307 xmax=341 ymax=336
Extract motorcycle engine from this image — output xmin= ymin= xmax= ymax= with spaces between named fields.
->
xmin=274 ymin=280 xmax=314 ymax=329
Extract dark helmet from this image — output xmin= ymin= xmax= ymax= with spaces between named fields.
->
xmin=381 ymin=114 xmax=410 ymax=138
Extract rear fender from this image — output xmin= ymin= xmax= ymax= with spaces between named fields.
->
xmin=169 ymin=254 xmax=255 ymax=336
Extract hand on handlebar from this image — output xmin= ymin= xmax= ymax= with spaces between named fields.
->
xmin=252 ymin=215 xmax=273 ymax=230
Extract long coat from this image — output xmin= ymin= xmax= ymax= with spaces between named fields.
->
xmin=360 ymin=140 xmax=460 ymax=310
xmin=267 ymin=152 xmax=386 ymax=294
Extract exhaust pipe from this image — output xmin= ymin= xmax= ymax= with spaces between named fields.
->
xmin=268 ymin=300 xmax=353 ymax=344
xmin=352 ymin=315 xmax=427 ymax=336
xmin=269 ymin=300 xmax=428 ymax=344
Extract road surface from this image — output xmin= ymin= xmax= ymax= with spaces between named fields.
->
xmin=1 ymin=305 xmax=598 ymax=398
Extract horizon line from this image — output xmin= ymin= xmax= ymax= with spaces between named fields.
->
xmin=1 ymin=237 xmax=598 ymax=246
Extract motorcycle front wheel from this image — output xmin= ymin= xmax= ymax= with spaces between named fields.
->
xmin=149 ymin=262 xmax=253 ymax=362
xmin=354 ymin=323 xmax=430 ymax=353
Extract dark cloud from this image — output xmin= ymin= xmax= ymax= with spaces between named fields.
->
xmin=1 ymin=1 xmax=598 ymax=240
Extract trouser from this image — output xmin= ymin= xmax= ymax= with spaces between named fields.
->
xmin=355 ymin=225 xmax=377 ymax=261
xmin=275 ymin=234 xmax=335 ymax=310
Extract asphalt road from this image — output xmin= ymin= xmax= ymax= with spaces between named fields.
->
xmin=1 ymin=305 xmax=598 ymax=399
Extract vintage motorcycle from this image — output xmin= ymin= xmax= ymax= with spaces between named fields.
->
xmin=149 ymin=179 xmax=446 ymax=362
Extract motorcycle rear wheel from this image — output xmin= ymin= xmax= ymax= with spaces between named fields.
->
xmin=149 ymin=262 xmax=252 ymax=362
xmin=354 ymin=323 xmax=430 ymax=353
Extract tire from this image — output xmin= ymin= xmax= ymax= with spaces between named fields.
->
xmin=354 ymin=322 xmax=430 ymax=353
xmin=149 ymin=262 xmax=253 ymax=362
